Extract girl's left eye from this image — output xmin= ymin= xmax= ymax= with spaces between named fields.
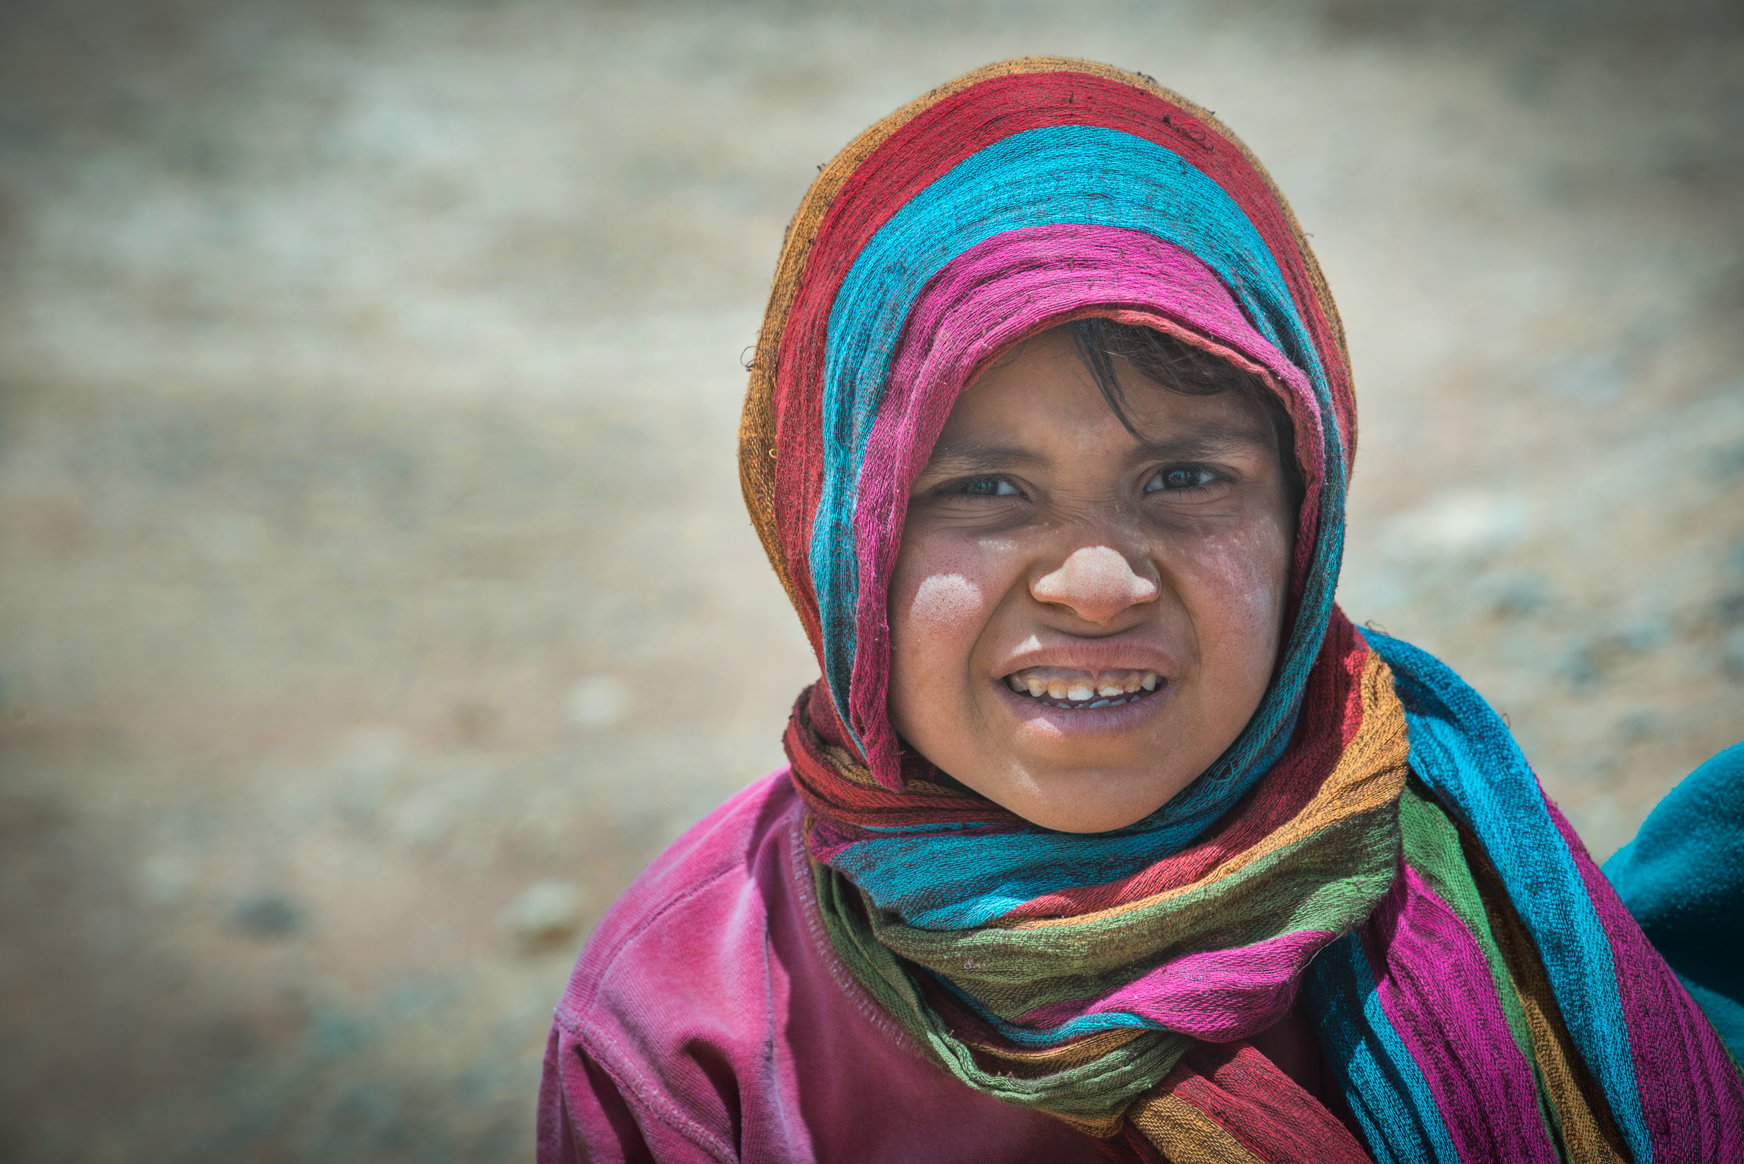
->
xmin=1145 ymin=466 xmax=1219 ymax=492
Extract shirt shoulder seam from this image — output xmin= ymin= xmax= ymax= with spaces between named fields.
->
xmin=563 ymin=859 xmax=744 ymax=1016
xmin=560 ymin=1020 xmax=738 ymax=1164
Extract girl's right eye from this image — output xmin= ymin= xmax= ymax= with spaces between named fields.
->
xmin=955 ymin=475 xmax=1021 ymax=497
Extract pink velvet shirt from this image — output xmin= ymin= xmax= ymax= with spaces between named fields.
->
xmin=537 ymin=771 xmax=1106 ymax=1163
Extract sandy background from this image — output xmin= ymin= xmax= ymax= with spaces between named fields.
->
xmin=2 ymin=0 xmax=1741 ymax=1159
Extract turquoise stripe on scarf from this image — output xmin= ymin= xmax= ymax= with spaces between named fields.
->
xmin=1360 ymin=629 xmax=1655 ymax=1160
xmin=830 ymin=827 xmax=1227 ymax=930
xmin=1309 ymin=930 xmax=1463 ymax=1163
xmin=930 ymin=971 xmax=1153 ymax=1048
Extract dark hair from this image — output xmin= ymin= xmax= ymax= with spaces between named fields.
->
xmin=1066 ymin=317 xmax=1303 ymax=500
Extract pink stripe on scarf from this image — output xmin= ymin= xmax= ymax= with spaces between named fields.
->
xmin=1364 ymin=863 xmax=1559 ymax=1162
xmin=1015 ymin=928 xmax=1329 ymax=1041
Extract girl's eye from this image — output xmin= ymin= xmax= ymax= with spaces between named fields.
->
xmin=957 ymin=475 xmax=1021 ymax=497
xmin=1146 ymin=466 xmax=1219 ymax=492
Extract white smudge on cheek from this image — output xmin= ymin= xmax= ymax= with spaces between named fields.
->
xmin=1194 ymin=529 xmax=1291 ymax=637
xmin=907 ymin=572 xmax=985 ymax=629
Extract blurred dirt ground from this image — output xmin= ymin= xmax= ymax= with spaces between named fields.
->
xmin=1 ymin=1 xmax=1741 ymax=1160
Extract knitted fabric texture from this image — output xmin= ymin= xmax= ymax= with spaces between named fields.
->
xmin=739 ymin=58 xmax=1744 ymax=1160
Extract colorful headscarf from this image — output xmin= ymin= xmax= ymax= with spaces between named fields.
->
xmin=739 ymin=58 xmax=1744 ymax=1161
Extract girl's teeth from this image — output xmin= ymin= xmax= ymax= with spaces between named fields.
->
xmin=1005 ymin=669 xmax=1163 ymax=705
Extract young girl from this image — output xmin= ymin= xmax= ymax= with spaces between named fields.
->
xmin=538 ymin=59 xmax=1744 ymax=1162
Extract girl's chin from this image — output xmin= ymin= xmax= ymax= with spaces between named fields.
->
xmin=1000 ymin=790 xmax=1188 ymax=834
xmin=964 ymin=757 xmax=1207 ymax=834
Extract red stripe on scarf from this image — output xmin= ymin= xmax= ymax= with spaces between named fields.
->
xmin=1159 ymin=1042 xmax=1372 ymax=1161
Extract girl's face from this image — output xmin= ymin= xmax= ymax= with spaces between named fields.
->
xmin=887 ymin=328 xmax=1296 ymax=833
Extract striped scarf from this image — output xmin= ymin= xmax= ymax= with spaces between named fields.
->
xmin=739 ymin=58 xmax=1744 ymax=1160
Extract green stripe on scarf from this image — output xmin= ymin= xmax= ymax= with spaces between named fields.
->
xmin=1399 ymin=781 xmax=1564 ymax=1153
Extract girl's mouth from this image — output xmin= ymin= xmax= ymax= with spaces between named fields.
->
xmin=1002 ymin=667 xmax=1162 ymax=710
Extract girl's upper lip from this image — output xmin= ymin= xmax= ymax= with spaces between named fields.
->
xmin=994 ymin=638 xmax=1182 ymax=679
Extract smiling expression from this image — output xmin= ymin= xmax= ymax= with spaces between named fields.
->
xmin=886 ymin=327 xmax=1296 ymax=833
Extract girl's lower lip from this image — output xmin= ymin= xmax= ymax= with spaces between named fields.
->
xmin=993 ymin=676 xmax=1173 ymax=736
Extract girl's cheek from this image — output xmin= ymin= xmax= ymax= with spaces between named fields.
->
xmin=1186 ymin=522 xmax=1292 ymax=633
xmin=891 ymin=530 xmax=1003 ymax=640
xmin=905 ymin=571 xmax=987 ymax=633
xmin=889 ymin=531 xmax=1002 ymax=687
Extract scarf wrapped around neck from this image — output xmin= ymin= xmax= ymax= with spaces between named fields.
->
xmin=738 ymin=58 xmax=1744 ymax=1161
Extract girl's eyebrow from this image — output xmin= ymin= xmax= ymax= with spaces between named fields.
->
xmin=1127 ymin=426 xmax=1275 ymax=462
xmin=918 ymin=444 xmax=1048 ymax=476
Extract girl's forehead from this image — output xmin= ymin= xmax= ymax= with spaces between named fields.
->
xmin=927 ymin=327 xmax=1283 ymax=460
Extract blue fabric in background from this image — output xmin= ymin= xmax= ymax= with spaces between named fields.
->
xmin=1604 ymin=741 xmax=1744 ymax=1060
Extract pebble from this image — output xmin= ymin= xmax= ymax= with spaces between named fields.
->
xmin=502 ymin=880 xmax=587 ymax=954
xmin=1559 ymin=645 xmax=1604 ymax=693
xmin=1611 ymin=617 xmax=1670 ymax=655
xmin=1477 ymin=572 xmax=1548 ymax=619
xmin=306 ymin=1005 xmax=372 ymax=1060
xmin=565 ymin=675 xmax=633 ymax=729
xmin=390 ymin=787 xmax=459 ymax=850
xmin=1616 ymin=709 xmax=1661 ymax=742
xmin=228 ymin=894 xmax=306 ymax=941
xmin=1559 ymin=620 xmax=1672 ymax=693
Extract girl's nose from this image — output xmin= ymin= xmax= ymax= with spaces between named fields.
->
xmin=1031 ymin=544 xmax=1160 ymax=626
